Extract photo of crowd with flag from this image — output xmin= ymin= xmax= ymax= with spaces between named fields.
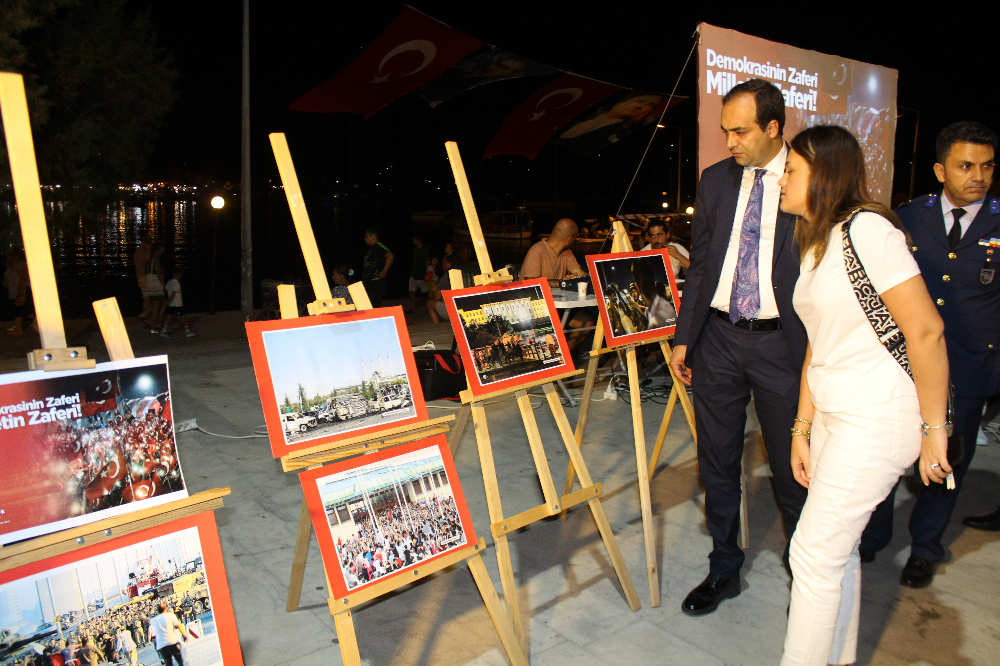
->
xmin=287 ymin=6 xmax=687 ymax=162
xmin=0 ymin=357 xmax=187 ymax=545
xmin=299 ymin=436 xmax=475 ymax=600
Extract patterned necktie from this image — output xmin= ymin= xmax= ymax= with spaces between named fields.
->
xmin=730 ymin=168 xmax=766 ymax=323
xmin=948 ymin=208 xmax=965 ymax=250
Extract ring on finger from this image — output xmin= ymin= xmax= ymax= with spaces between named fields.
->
xmin=930 ymin=463 xmax=940 ymax=470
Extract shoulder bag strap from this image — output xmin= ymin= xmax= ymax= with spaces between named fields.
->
xmin=841 ymin=212 xmax=913 ymax=379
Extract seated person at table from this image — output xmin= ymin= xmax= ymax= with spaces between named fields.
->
xmin=521 ymin=218 xmax=595 ymax=351
xmin=641 ymin=219 xmax=690 ymax=278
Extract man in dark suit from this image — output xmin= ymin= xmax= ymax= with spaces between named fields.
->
xmin=669 ymin=79 xmax=808 ymax=615
xmin=860 ymin=121 xmax=999 ymax=586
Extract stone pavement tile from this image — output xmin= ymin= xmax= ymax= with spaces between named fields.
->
xmin=532 ymin=579 xmax=644 ymax=647
xmin=583 ymin=620 xmax=726 ymax=666
xmin=527 ymin=615 xmax=569 ymax=655
xmin=273 ymin=644 xmax=353 ymax=666
xmin=457 ymin=647 xmax=509 ymax=666
xmin=530 ymin=640 xmax=608 ymax=666
xmin=656 ymin=588 xmax=788 ymax=665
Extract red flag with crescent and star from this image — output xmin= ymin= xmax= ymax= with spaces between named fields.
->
xmin=289 ymin=7 xmax=483 ymax=118
xmin=482 ymin=74 xmax=622 ymax=161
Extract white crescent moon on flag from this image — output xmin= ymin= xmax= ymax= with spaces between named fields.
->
xmin=379 ymin=40 xmax=437 ymax=77
xmin=536 ymin=88 xmax=583 ymax=110
xmin=98 ymin=378 xmax=112 ymax=394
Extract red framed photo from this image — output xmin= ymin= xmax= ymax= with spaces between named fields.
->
xmin=442 ymin=279 xmax=573 ymax=398
xmin=0 ymin=511 xmax=244 ymax=665
xmin=246 ymin=307 xmax=428 ymax=458
xmin=299 ymin=434 xmax=475 ymax=601
xmin=0 ymin=356 xmax=187 ymax=545
xmin=587 ymin=249 xmax=682 ymax=347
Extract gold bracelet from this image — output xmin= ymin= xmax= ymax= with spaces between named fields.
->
xmin=790 ymin=428 xmax=811 ymax=439
xmin=794 ymin=417 xmax=812 ymax=425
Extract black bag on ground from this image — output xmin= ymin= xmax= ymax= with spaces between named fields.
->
xmin=413 ymin=349 xmax=466 ymax=401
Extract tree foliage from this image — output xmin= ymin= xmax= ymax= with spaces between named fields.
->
xmin=0 ymin=0 xmax=177 ymax=235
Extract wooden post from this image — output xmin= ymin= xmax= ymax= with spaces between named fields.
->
xmin=625 ymin=346 xmax=659 ymax=607
xmin=445 ymin=141 xmax=493 ymax=274
xmin=93 ymin=298 xmax=135 ymax=361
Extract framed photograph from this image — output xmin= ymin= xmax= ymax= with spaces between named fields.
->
xmin=0 ymin=356 xmax=187 ymax=546
xmin=246 ymin=307 xmax=428 ymax=458
xmin=587 ymin=249 xmax=682 ymax=347
xmin=299 ymin=434 xmax=475 ymax=601
xmin=0 ymin=511 xmax=244 ymax=666
xmin=442 ymin=279 xmax=573 ymax=397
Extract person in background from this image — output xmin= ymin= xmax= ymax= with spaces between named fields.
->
xmin=642 ymin=219 xmax=690 ymax=278
xmin=408 ymin=235 xmax=431 ymax=313
xmin=440 ymin=242 xmax=455 ymax=275
xmin=859 ymin=121 xmax=1000 ymax=584
xmin=149 ymin=601 xmax=188 ymax=666
xmin=160 ymin=268 xmax=197 ymax=338
xmin=362 ymin=228 xmax=393 ymax=308
xmin=426 ymin=270 xmax=451 ymax=323
xmin=521 ymin=218 xmax=594 ymax=350
xmin=4 ymin=249 xmax=35 ymax=335
xmin=145 ymin=243 xmax=167 ymax=334
xmin=74 ymin=636 xmax=104 ymax=666
xmin=115 ymin=622 xmax=139 ymax=666
xmin=134 ymin=232 xmax=154 ymax=325
xmin=669 ymin=78 xmax=808 ymax=616
xmin=330 ymin=262 xmax=355 ymax=305
xmin=777 ymin=125 xmax=949 ymax=666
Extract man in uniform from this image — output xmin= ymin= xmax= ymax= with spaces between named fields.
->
xmin=362 ymin=228 xmax=394 ymax=308
xmin=669 ymin=79 xmax=808 ymax=615
xmin=860 ymin=121 xmax=999 ymax=587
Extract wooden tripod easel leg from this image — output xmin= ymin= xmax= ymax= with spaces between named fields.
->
xmin=543 ymin=384 xmax=641 ymax=612
xmin=647 ymin=339 xmax=697 ymax=482
xmin=467 ymin=553 xmax=530 ymax=666
xmin=470 ymin=401 xmax=526 ymax=653
xmin=624 ymin=347 xmax=660 ymax=607
xmin=286 ymin=497 xmax=313 ymax=613
xmin=448 ymin=403 xmax=471 ymax=456
xmin=333 ymin=609 xmax=362 ymax=666
xmin=560 ymin=318 xmax=605 ymax=512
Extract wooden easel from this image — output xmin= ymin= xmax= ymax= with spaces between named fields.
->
xmin=268 ymin=134 xmax=526 ymax=666
xmin=0 ymin=71 xmax=233 ymax=604
xmin=444 ymin=141 xmax=641 ymax=651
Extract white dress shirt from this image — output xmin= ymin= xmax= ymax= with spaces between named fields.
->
xmin=940 ymin=192 xmax=984 ymax=238
xmin=710 ymin=143 xmax=787 ymax=319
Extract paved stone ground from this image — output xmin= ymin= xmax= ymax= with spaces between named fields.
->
xmin=2 ymin=305 xmax=998 ymax=665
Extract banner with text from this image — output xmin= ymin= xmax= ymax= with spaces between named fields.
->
xmin=697 ymin=24 xmax=897 ymax=202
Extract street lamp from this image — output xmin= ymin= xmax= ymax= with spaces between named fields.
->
xmin=685 ymin=206 xmax=694 ymax=215
xmin=209 ymin=196 xmax=225 ymax=314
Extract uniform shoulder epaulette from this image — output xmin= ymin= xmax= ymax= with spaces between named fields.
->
xmin=896 ymin=193 xmax=934 ymax=209
xmin=990 ymin=197 xmax=999 ymax=215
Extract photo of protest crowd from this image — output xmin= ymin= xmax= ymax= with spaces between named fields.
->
xmin=589 ymin=251 xmax=680 ymax=344
xmin=312 ymin=442 xmax=470 ymax=593
xmin=0 ymin=360 xmax=186 ymax=544
xmin=0 ymin=527 xmax=221 ymax=666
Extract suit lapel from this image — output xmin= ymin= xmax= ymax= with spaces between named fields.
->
xmin=923 ymin=199 xmax=950 ymax=250
xmin=958 ymin=202 xmax=1000 ymax=251
xmin=772 ymin=211 xmax=795 ymax=268
xmin=714 ymin=160 xmax=742 ymax=260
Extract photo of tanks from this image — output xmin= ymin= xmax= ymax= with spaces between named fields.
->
xmin=255 ymin=312 xmax=422 ymax=447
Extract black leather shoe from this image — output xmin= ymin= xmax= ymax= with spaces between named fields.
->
xmin=962 ymin=506 xmax=1000 ymax=531
xmin=900 ymin=555 xmax=936 ymax=588
xmin=681 ymin=574 xmax=741 ymax=616
xmin=860 ymin=550 xmax=876 ymax=564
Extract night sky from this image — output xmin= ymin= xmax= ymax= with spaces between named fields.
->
xmin=142 ymin=1 xmax=1000 ymax=299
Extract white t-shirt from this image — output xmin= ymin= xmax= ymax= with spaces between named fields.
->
xmin=792 ymin=212 xmax=920 ymax=412
xmin=165 ymin=279 xmax=182 ymax=307
xmin=149 ymin=611 xmax=185 ymax=649
xmin=640 ymin=242 xmax=689 ymax=277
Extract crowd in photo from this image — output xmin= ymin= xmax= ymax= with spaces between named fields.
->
xmin=335 ymin=496 xmax=465 ymax=590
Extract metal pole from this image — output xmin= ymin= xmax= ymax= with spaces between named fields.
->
xmin=240 ymin=0 xmax=252 ymax=319
xmin=209 ymin=207 xmax=219 ymax=314
xmin=909 ymin=110 xmax=920 ymax=201
xmin=676 ymin=129 xmax=682 ymax=211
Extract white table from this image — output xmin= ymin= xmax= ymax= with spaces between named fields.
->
xmin=550 ymin=289 xmax=599 ymax=405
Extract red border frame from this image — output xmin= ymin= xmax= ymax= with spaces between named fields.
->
xmin=0 ymin=511 xmax=244 ymax=665
xmin=246 ymin=307 xmax=428 ymax=458
xmin=299 ymin=434 xmax=475 ymax=601
xmin=442 ymin=278 xmax=573 ymax=397
xmin=587 ymin=248 xmax=682 ymax=348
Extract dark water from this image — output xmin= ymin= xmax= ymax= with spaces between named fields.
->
xmin=22 ymin=197 xmax=242 ymax=319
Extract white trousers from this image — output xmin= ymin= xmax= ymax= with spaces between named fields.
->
xmin=781 ymin=396 xmax=922 ymax=666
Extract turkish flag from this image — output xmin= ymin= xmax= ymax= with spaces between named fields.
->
xmin=290 ymin=7 xmax=483 ymax=118
xmin=483 ymin=74 xmax=621 ymax=161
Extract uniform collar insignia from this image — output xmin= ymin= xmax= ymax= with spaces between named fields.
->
xmin=991 ymin=198 xmax=999 ymax=214
xmin=925 ymin=193 xmax=939 ymax=207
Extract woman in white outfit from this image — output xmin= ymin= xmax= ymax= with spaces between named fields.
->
xmin=777 ymin=125 xmax=951 ymax=666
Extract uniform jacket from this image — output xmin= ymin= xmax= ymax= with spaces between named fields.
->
xmin=898 ymin=193 xmax=1000 ymax=397
xmin=675 ymin=155 xmax=807 ymax=368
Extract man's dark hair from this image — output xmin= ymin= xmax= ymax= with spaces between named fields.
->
xmin=723 ymin=78 xmax=786 ymax=136
xmin=935 ymin=121 xmax=999 ymax=163
xmin=647 ymin=219 xmax=668 ymax=235
xmin=365 ymin=228 xmax=379 ymax=238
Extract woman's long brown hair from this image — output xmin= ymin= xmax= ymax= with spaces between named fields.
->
xmin=791 ymin=125 xmax=905 ymax=265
